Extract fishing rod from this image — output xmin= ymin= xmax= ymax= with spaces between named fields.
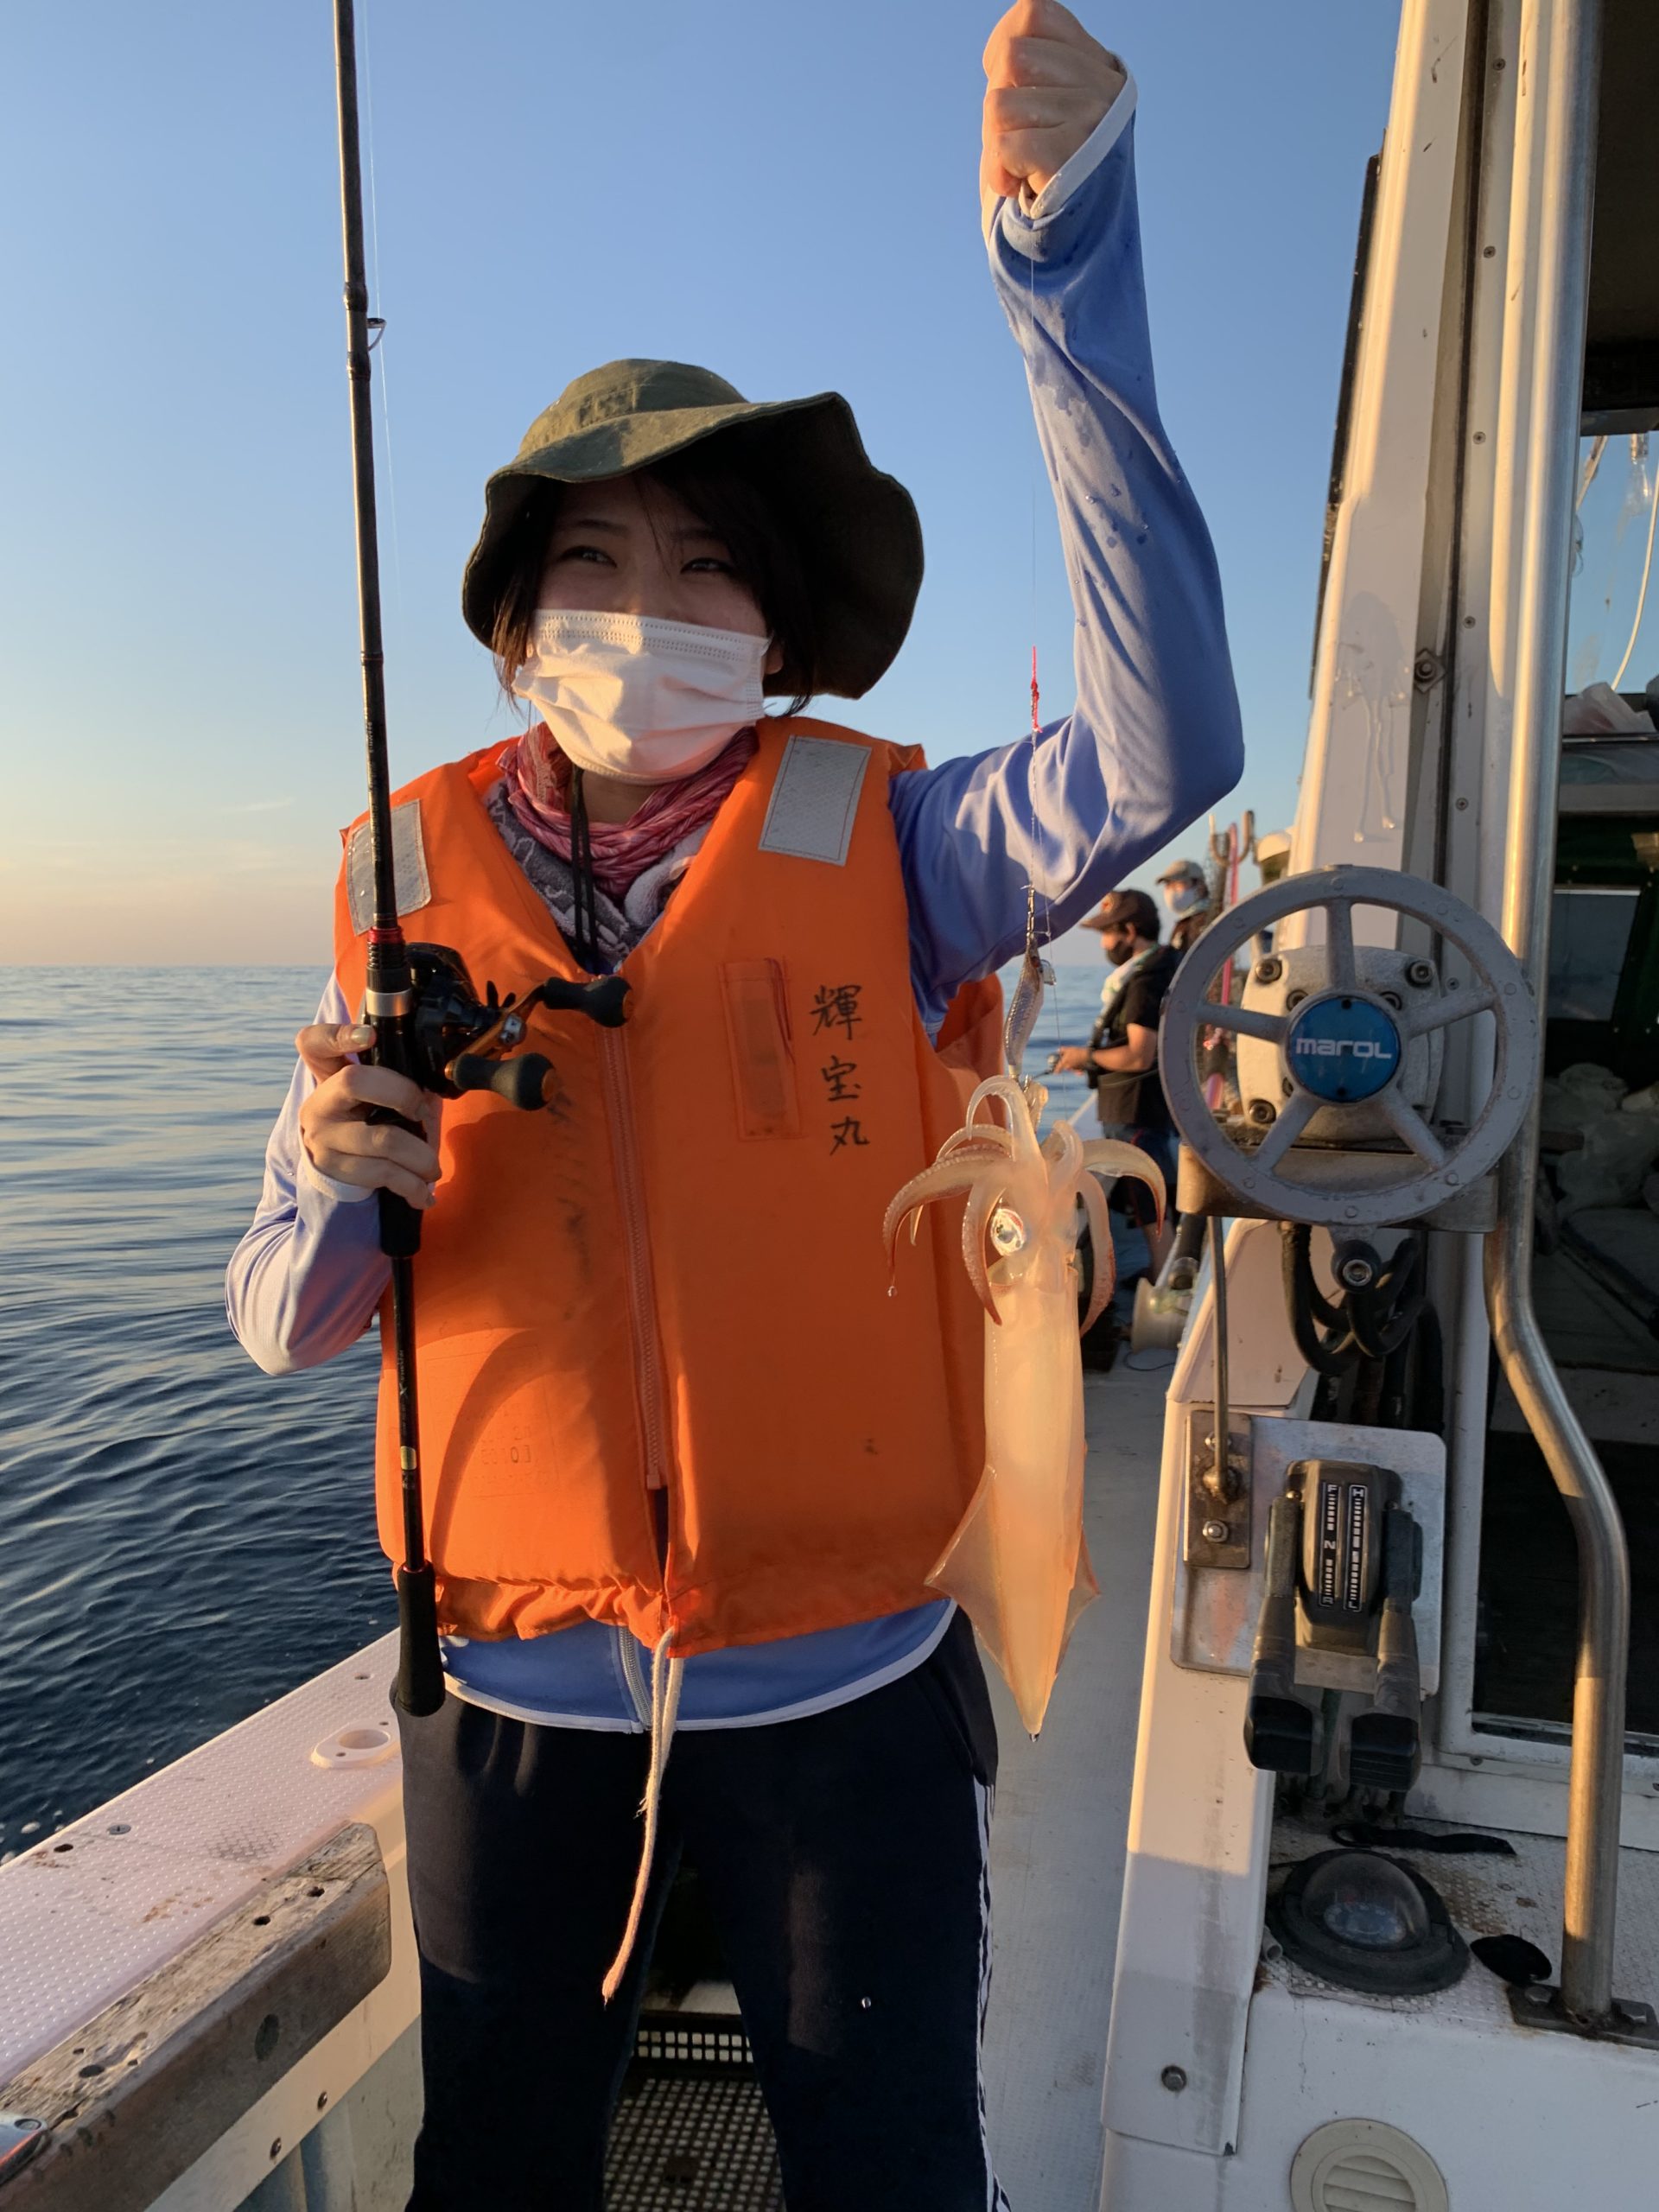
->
xmin=330 ymin=0 xmax=627 ymax=1714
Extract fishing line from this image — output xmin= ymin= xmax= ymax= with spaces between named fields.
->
xmin=1576 ymin=433 xmax=1607 ymax=511
xmin=361 ymin=0 xmax=405 ymax=620
xmin=1018 ymin=233 xmax=1064 ymax=1062
xmin=1023 ymin=243 xmax=1043 ymax=966
xmin=1611 ymin=440 xmax=1658 ymax=690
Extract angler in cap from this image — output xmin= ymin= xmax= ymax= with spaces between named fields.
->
xmin=1158 ymin=855 xmax=1214 ymax=950
xmin=1053 ymin=887 xmax=1181 ymax=1331
xmin=1055 ymin=889 xmax=1180 ymax=1177
xmin=228 ymin=7 xmax=1241 ymax=2205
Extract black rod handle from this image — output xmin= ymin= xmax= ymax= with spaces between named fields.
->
xmin=376 ymin=1177 xmax=422 ymax=1259
xmin=369 ymin=1093 xmax=429 ymax=1256
xmin=395 ymin=1564 xmax=445 ymax=1716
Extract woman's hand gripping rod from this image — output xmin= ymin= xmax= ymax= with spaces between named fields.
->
xmin=331 ymin=0 xmax=627 ymax=1714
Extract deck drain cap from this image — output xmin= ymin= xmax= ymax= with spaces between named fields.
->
xmin=1291 ymin=2118 xmax=1448 ymax=2212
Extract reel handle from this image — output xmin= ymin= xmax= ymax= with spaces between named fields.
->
xmin=448 ymin=1052 xmax=555 ymax=1111
xmin=532 ymin=974 xmax=631 ymax=1027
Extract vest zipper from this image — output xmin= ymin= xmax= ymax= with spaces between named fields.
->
xmin=599 ymin=1027 xmax=673 ymax=1501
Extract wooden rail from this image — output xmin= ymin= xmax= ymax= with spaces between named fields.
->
xmin=0 ymin=1825 xmax=390 ymax=2210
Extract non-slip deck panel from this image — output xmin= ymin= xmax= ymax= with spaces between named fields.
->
xmin=0 ymin=1635 xmax=404 ymax=2088
xmin=0 ymin=1825 xmax=391 ymax=2212
xmin=607 ymin=2012 xmax=782 ymax=2211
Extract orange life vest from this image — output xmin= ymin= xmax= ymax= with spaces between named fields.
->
xmin=334 ymin=718 xmax=1001 ymax=1657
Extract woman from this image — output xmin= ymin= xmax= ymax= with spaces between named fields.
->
xmin=229 ymin=8 xmax=1241 ymax=2206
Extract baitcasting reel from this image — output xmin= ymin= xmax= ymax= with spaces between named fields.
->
xmin=394 ymin=944 xmax=629 ymax=1113
xmin=1158 ymin=865 xmax=1541 ymax=1227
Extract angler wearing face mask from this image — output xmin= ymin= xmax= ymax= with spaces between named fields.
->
xmin=227 ymin=9 xmax=1242 ymax=2207
xmin=1052 ymin=887 xmax=1179 ymax=1325
xmin=1158 ymin=854 xmax=1213 ymax=950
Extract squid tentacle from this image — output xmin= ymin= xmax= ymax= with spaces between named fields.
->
xmin=936 ymin=1129 xmax=1014 ymax=1165
xmin=1080 ymin=1140 xmax=1168 ymax=1230
xmin=1077 ymin=1168 xmax=1119 ymax=1337
xmin=962 ymin=1174 xmax=1012 ymax=1325
xmin=965 ymin=1077 xmax=1046 ymax=1167
xmin=881 ymin=1158 xmax=1001 ymax=1269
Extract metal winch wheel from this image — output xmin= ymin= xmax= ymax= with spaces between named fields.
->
xmin=1157 ymin=865 xmax=1540 ymax=1227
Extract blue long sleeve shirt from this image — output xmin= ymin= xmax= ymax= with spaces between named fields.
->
xmin=226 ymin=85 xmax=1242 ymax=1732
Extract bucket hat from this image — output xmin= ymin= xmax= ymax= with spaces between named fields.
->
xmin=461 ymin=359 xmax=924 ymax=700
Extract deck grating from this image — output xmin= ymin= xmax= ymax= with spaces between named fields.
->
xmin=606 ymin=2066 xmax=783 ymax=2210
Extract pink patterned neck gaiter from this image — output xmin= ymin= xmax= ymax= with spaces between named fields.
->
xmin=499 ymin=721 xmax=759 ymax=901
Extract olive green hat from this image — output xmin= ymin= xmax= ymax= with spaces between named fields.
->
xmin=461 ymin=359 xmax=924 ymax=699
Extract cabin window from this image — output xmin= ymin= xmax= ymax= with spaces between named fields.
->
xmin=1548 ymin=886 xmax=1639 ymax=1021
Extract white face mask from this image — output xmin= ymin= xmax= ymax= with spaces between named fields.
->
xmin=1165 ymin=881 xmax=1206 ymax=916
xmin=511 ymin=609 xmax=768 ymax=785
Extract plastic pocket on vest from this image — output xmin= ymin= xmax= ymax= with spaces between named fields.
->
xmin=721 ymin=959 xmax=801 ymax=1140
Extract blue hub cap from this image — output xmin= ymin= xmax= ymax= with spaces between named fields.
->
xmin=1284 ymin=993 xmax=1402 ymax=1103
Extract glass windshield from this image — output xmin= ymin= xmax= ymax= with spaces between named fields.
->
xmin=1567 ymin=431 xmax=1659 ymax=707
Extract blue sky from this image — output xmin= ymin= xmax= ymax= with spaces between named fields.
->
xmin=1 ymin=0 xmax=1412 ymax=966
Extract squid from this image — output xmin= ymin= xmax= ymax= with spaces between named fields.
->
xmin=884 ymin=955 xmax=1165 ymax=1733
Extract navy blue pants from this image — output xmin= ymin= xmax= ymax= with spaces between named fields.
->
xmin=397 ymin=1612 xmax=1006 ymax=2210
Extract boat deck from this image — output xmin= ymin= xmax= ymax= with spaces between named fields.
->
xmin=0 ymin=1365 xmax=1164 ymax=2210
xmin=983 ymin=1365 xmax=1164 ymax=2206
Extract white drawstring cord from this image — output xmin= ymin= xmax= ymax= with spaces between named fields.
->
xmin=601 ymin=1627 xmax=684 ymax=2004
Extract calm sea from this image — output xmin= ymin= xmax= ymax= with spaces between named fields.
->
xmin=0 ymin=961 xmax=1107 ymax=1848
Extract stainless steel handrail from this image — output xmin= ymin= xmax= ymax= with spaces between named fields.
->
xmin=1484 ymin=0 xmax=1629 ymax=2025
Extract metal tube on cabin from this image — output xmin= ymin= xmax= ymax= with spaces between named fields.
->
xmin=1483 ymin=0 xmax=1625 ymax=2025
xmin=1211 ymin=1216 xmax=1231 ymax=1500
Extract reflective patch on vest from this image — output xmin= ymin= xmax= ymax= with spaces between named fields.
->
xmin=346 ymin=802 xmax=432 ymax=933
xmin=756 ymin=736 xmax=871 ymax=866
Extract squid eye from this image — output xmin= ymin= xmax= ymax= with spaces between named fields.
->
xmin=990 ymin=1207 xmax=1027 ymax=1255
